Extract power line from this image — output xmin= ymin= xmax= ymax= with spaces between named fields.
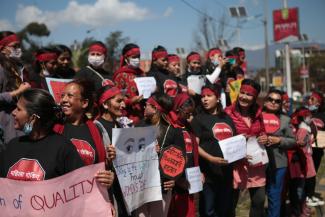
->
xmin=180 ymin=0 xmax=263 ymax=30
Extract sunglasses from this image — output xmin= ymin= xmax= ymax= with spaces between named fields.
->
xmin=267 ymin=97 xmax=282 ymax=104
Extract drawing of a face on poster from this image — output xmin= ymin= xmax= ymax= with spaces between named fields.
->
xmin=113 ymin=127 xmax=158 ymax=164
xmin=121 ymin=137 xmax=146 ymax=154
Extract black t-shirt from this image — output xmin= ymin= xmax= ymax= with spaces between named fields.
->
xmin=76 ymin=66 xmax=111 ymax=91
xmin=0 ymin=133 xmax=84 ymax=180
xmin=191 ymin=112 xmax=236 ymax=182
xmin=97 ymin=117 xmax=117 ymax=141
xmin=63 ymin=123 xmax=99 ymax=165
xmin=147 ymin=67 xmax=179 ymax=97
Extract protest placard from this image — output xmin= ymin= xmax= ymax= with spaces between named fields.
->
xmin=219 ymin=134 xmax=247 ymax=163
xmin=159 ymin=145 xmax=186 ymax=179
xmin=134 ymin=77 xmax=156 ymax=99
xmin=187 ymin=75 xmax=205 ymax=94
xmin=112 ymin=126 xmax=162 ymax=214
xmin=45 ymin=78 xmax=72 ymax=103
xmin=0 ymin=163 xmax=112 ymax=217
xmin=247 ymin=136 xmax=269 ymax=165
xmin=185 ymin=166 xmax=203 ymax=194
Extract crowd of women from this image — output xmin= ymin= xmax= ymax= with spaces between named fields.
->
xmin=0 ymin=30 xmax=325 ymax=217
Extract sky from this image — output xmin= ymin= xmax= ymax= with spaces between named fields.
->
xmin=0 ymin=0 xmax=324 ymax=56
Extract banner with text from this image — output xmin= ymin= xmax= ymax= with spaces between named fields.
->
xmin=0 ymin=163 xmax=113 ymax=217
xmin=273 ymin=7 xmax=300 ymax=43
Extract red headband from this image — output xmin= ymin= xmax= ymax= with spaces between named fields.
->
xmin=240 ymin=84 xmax=258 ymax=98
xmin=36 ymin=52 xmax=58 ymax=62
xmin=89 ymin=44 xmax=107 ymax=54
xmin=201 ymin=88 xmax=219 ymax=97
xmin=187 ymin=53 xmax=200 ymax=63
xmin=124 ymin=47 xmax=140 ymax=58
xmin=173 ymin=93 xmax=190 ymax=111
xmin=0 ymin=34 xmax=19 ymax=48
xmin=152 ymin=50 xmax=168 ymax=60
xmin=147 ymin=97 xmax=165 ymax=113
xmin=168 ymin=55 xmax=180 ymax=63
xmin=311 ymin=92 xmax=323 ymax=104
xmin=207 ymin=49 xmax=222 ymax=59
xmin=227 ymin=55 xmax=237 ymax=60
xmin=99 ymin=87 xmax=121 ymax=105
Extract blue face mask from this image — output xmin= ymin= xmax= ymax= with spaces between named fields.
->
xmin=23 ymin=122 xmax=33 ymax=135
xmin=308 ymin=105 xmax=318 ymax=111
xmin=212 ymin=59 xmax=219 ymax=66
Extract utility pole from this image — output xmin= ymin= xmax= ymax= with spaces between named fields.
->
xmin=283 ymin=0 xmax=292 ymax=98
xmin=264 ymin=0 xmax=270 ymax=91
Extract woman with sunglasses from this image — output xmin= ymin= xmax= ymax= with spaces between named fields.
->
xmin=262 ymin=89 xmax=295 ymax=217
xmin=191 ymin=83 xmax=236 ymax=217
xmin=0 ymin=89 xmax=83 ymax=180
xmin=225 ymin=79 xmax=267 ymax=217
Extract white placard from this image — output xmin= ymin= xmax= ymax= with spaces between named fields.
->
xmin=219 ymin=134 xmax=247 ymax=163
xmin=134 ymin=77 xmax=156 ymax=99
xmin=187 ymin=75 xmax=205 ymax=94
xmin=185 ymin=166 xmax=203 ymax=194
xmin=112 ymin=126 xmax=162 ymax=214
xmin=246 ymin=136 xmax=269 ymax=165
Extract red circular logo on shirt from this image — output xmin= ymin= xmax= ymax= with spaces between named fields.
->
xmin=71 ymin=139 xmax=95 ymax=165
xmin=163 ymin=79 xmax=178 ymax=97
xmin=182 ymin=131 xmax=193 ymax=153
xmin=7 ymin=158 xmax=45 ymax=181
xmin=212 ymin=123 xmax=234 ymax=141
xmin=263 ymin=113 xmax=280 ymax=134
xmin=312 ymin=118 xmax=324 ymax=129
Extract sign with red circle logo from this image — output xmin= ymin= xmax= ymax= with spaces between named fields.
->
xmin=263 ymin=113 xmax=280 ymax=134
xmin=212 ymin=123 xmax=234 ymax=141
xmin=159 ymin=145 xmax=186 ymax=179
xmin=71 ymin=139 xmax=96 ymax=165
xmin=163 ymin=79 xmax=178 ymax=97
xmin=7 ymin=158 xmax=45 ymax=181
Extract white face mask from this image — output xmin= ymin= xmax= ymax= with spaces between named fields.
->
xmin=42 ymin=69 xmax=50 ymax=77
xmin=88 ymin=55 xmax=105 ymax=67
xmin=9 ymin=47 xmax=22 ymax=59
xmin=128 ymin=57 xmax=140 ymax=68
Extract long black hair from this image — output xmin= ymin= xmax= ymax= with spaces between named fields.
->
xmin=21 ymin=89 xmax=64 ymax=131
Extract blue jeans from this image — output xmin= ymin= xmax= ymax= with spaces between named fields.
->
xmin=266 ymin=167 xmax=287 ymax=217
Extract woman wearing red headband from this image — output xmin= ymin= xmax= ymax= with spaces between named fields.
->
xmin=113 ymin=43 xmax=144 ymax=124
xmin=134 ymin=92 xmax=184 ymax=217
xmin=29 ymin=47 xmax=59 ymax=89
xmin=55 ymin=79 xmax=115 ymax=186
xmin=148 ymin=46 xmax=179 ymax=98
xmin=191 ymin=83 xmax=236 ymax=217
xmin=225 ymin=79 xmax=268 ymax=217
xmin=289 ymin=107 xmax=317 ymax=216
xmin=304 ymin=91 xmax=325 ymax=206
xmin=0 ymin=31 xmax=31 ymax=143
xmin=167 ymin=93 xmax=200 ymax=217
xmin=262 ymin=89 xmax=295 ymax=217
xmin=76 ymin=41 xmax=110 ymax=91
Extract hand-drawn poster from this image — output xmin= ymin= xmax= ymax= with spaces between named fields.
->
xmin=0 ymin=163 xmax=113 ymax=217
xmin=112 ymin=126 xmax=162 ymax=214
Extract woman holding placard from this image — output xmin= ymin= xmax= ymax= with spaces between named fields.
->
xmin=135 ymin=92 xmax=185 ymax=217
xmin=225 ymin=79 xmax=268 ymax=217
xmin=262 ymin=89 xmax=295 ymax=217
xmin=191 ymin=83 xmax=237 ymax=217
